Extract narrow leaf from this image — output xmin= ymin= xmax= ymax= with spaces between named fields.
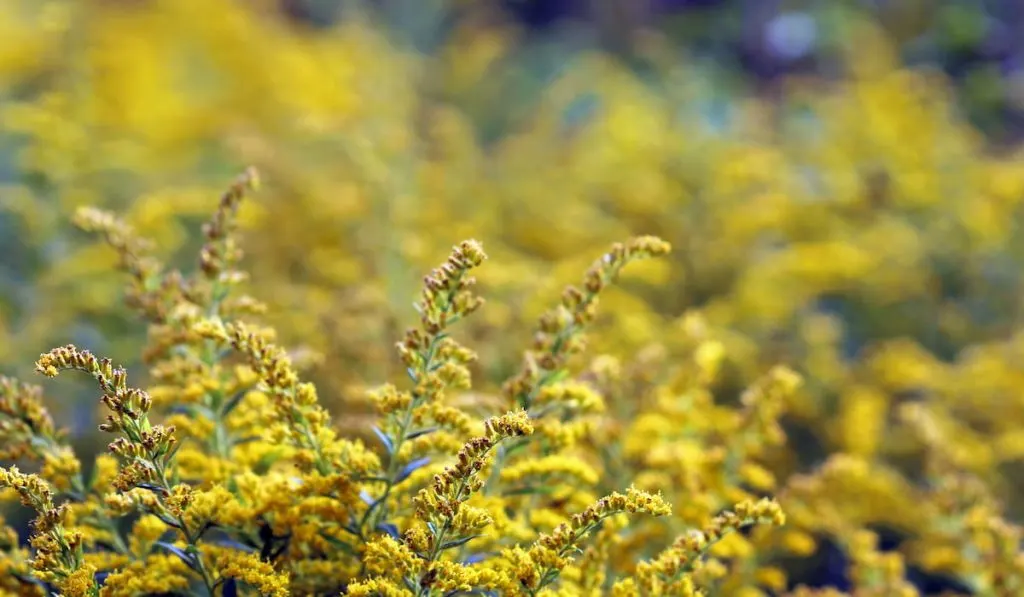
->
xmin=253 ymin=448 xmax=286 ymax=474
xmin=376 ymin=523 xmax=400 ymax=539
xmin=440 ymin=535 xmax=483 ymax=550
xmin=164 ymin=442 xmax=182 ymax=464
xmin=404 ymin=427 xmax=438 ymax=440
xmin=13 ymin=573 xmax=49 ymax=592
xmin=136 ymin=483 xmax=169 ymax=496
xmin=154 ymin=512 xmax=182 ymax=529
xmin=341 ymin=523 xmax=361 ymax=536
xmin=372 ymin=426 xmax=395 ymax=454
xmin=214 ymin=539 xmax=257 ymax=553
xmin=221 ymin=389 xmax=249 ymax=416
xmin=396 ymin=457 xmax=431 ymax=483
xmin=153 ymin=541 xmax=197 ymax=571
xmin=231 ymin=435 xmax=262 ymax=446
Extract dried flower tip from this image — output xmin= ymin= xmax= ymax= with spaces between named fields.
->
xmin=200 ymin=167 xmax=261 ymax=277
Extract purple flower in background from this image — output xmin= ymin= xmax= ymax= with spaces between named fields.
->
xmin=765 ymin=12 xmax=817 ymax=61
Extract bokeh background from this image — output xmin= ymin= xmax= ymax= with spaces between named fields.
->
xmin=4 ymin=0 xmax=1024 ymax=594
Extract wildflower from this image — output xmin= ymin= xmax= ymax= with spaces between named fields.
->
xmin=499 ymin=454 xmax=600 ymax=487
xmin=846 ymin=530 xmax=920 ymax=597
xmin=35 ymin=345 xmax=177 ymax=493
xmin=504 ymin=236 xmax=671 ymax=411
xmin=193 ymin=318 xmax=340 ymax=474
xmin=512 ymin=487 xmax=672 ymax=594
xmin=3 ymin=152 xmax=819 ymax=596
xmin=72 ymin=206 xmax=169 ymax=322
xmin=198 ymin=166 xmax=260 ymax=280
xmin=209 ymin=547 xmax=289 ymax=597
xmin=410 ymin=411 xmax=534 ymax=593
xmin=624 ymin=498 xmax=785 ymax=595
xmin=0 ymin=467 xmax=97 ymax=595
xmin=33 ymin=345 xmax=234 ymax=594
xmin=0 ymin=376 xmax=61 ymax=461
xmin=360 ymin=240 xmax=490 ymax=540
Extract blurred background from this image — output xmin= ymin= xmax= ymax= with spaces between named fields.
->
xmin=5 ymin=0 xmax=1024 ymax=594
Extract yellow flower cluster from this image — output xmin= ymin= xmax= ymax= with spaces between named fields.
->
xmin=0 ymin=172 xmax=788 ymax=595
xmin=616 ymin=498 xmax=785 ymax=597
xmin=2 ymin=2 xmax=1024 ymax=596
xmin=508 ymin=487 xmax=674 ymax=595
xmin=0 ymin=466 xmax=95 ymax=596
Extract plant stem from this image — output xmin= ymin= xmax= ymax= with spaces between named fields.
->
xmin=361 ymin=276 xmax=463 ymax=535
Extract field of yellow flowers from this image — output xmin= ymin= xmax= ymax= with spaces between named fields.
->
xmin=2 ymin=1 xmax=1024 ymax=595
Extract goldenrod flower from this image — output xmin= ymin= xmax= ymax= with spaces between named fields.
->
xmin=513 ymin=487 xmax=671 ymax=595
xmin=0 ymin=467 xmax=96 ymax=594
xmin=504 ymin=237 xmax=671 ymax=411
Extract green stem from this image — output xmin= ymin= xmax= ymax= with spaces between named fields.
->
xmin=154 ymin=457 xmax=216 ymax=597
xmin=361 ymin=276 xmax=464 ymax=536
xmin=527 ymin=517 xmax=611 ymax=596
xmin=55 ymin=446 xmax=135 ymax=559
xmin=414 ymin=455 xmax=484 ymax=597
xmin=203 ymin=282 xmax=232 ymax=460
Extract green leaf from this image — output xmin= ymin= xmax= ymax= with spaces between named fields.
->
xmin=220 ymin=389 xmax=249 ymax=416
xmin=440 ymin=535 xmax=483 ymax=550
xmin=153 ymin=541 xmax=198 ymax=572
xmin=252 ymin=447 xmax=286 ymax=474
xmin=396 ymin=457 xmax=431 ymax=482
xmin=404 ymin=426 xmax=439 ymax=440
xmin=372 ymin=426 xmax=395 ymax=454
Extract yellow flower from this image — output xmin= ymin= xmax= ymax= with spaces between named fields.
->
xmin=210 ymin=548 xmax=290 ymax=597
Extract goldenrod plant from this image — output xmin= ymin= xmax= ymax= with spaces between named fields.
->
xmin=2 ymin=2 xmax=1024 ymax=596
xmin=1 ymin=171 xmax=789 ymax=595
